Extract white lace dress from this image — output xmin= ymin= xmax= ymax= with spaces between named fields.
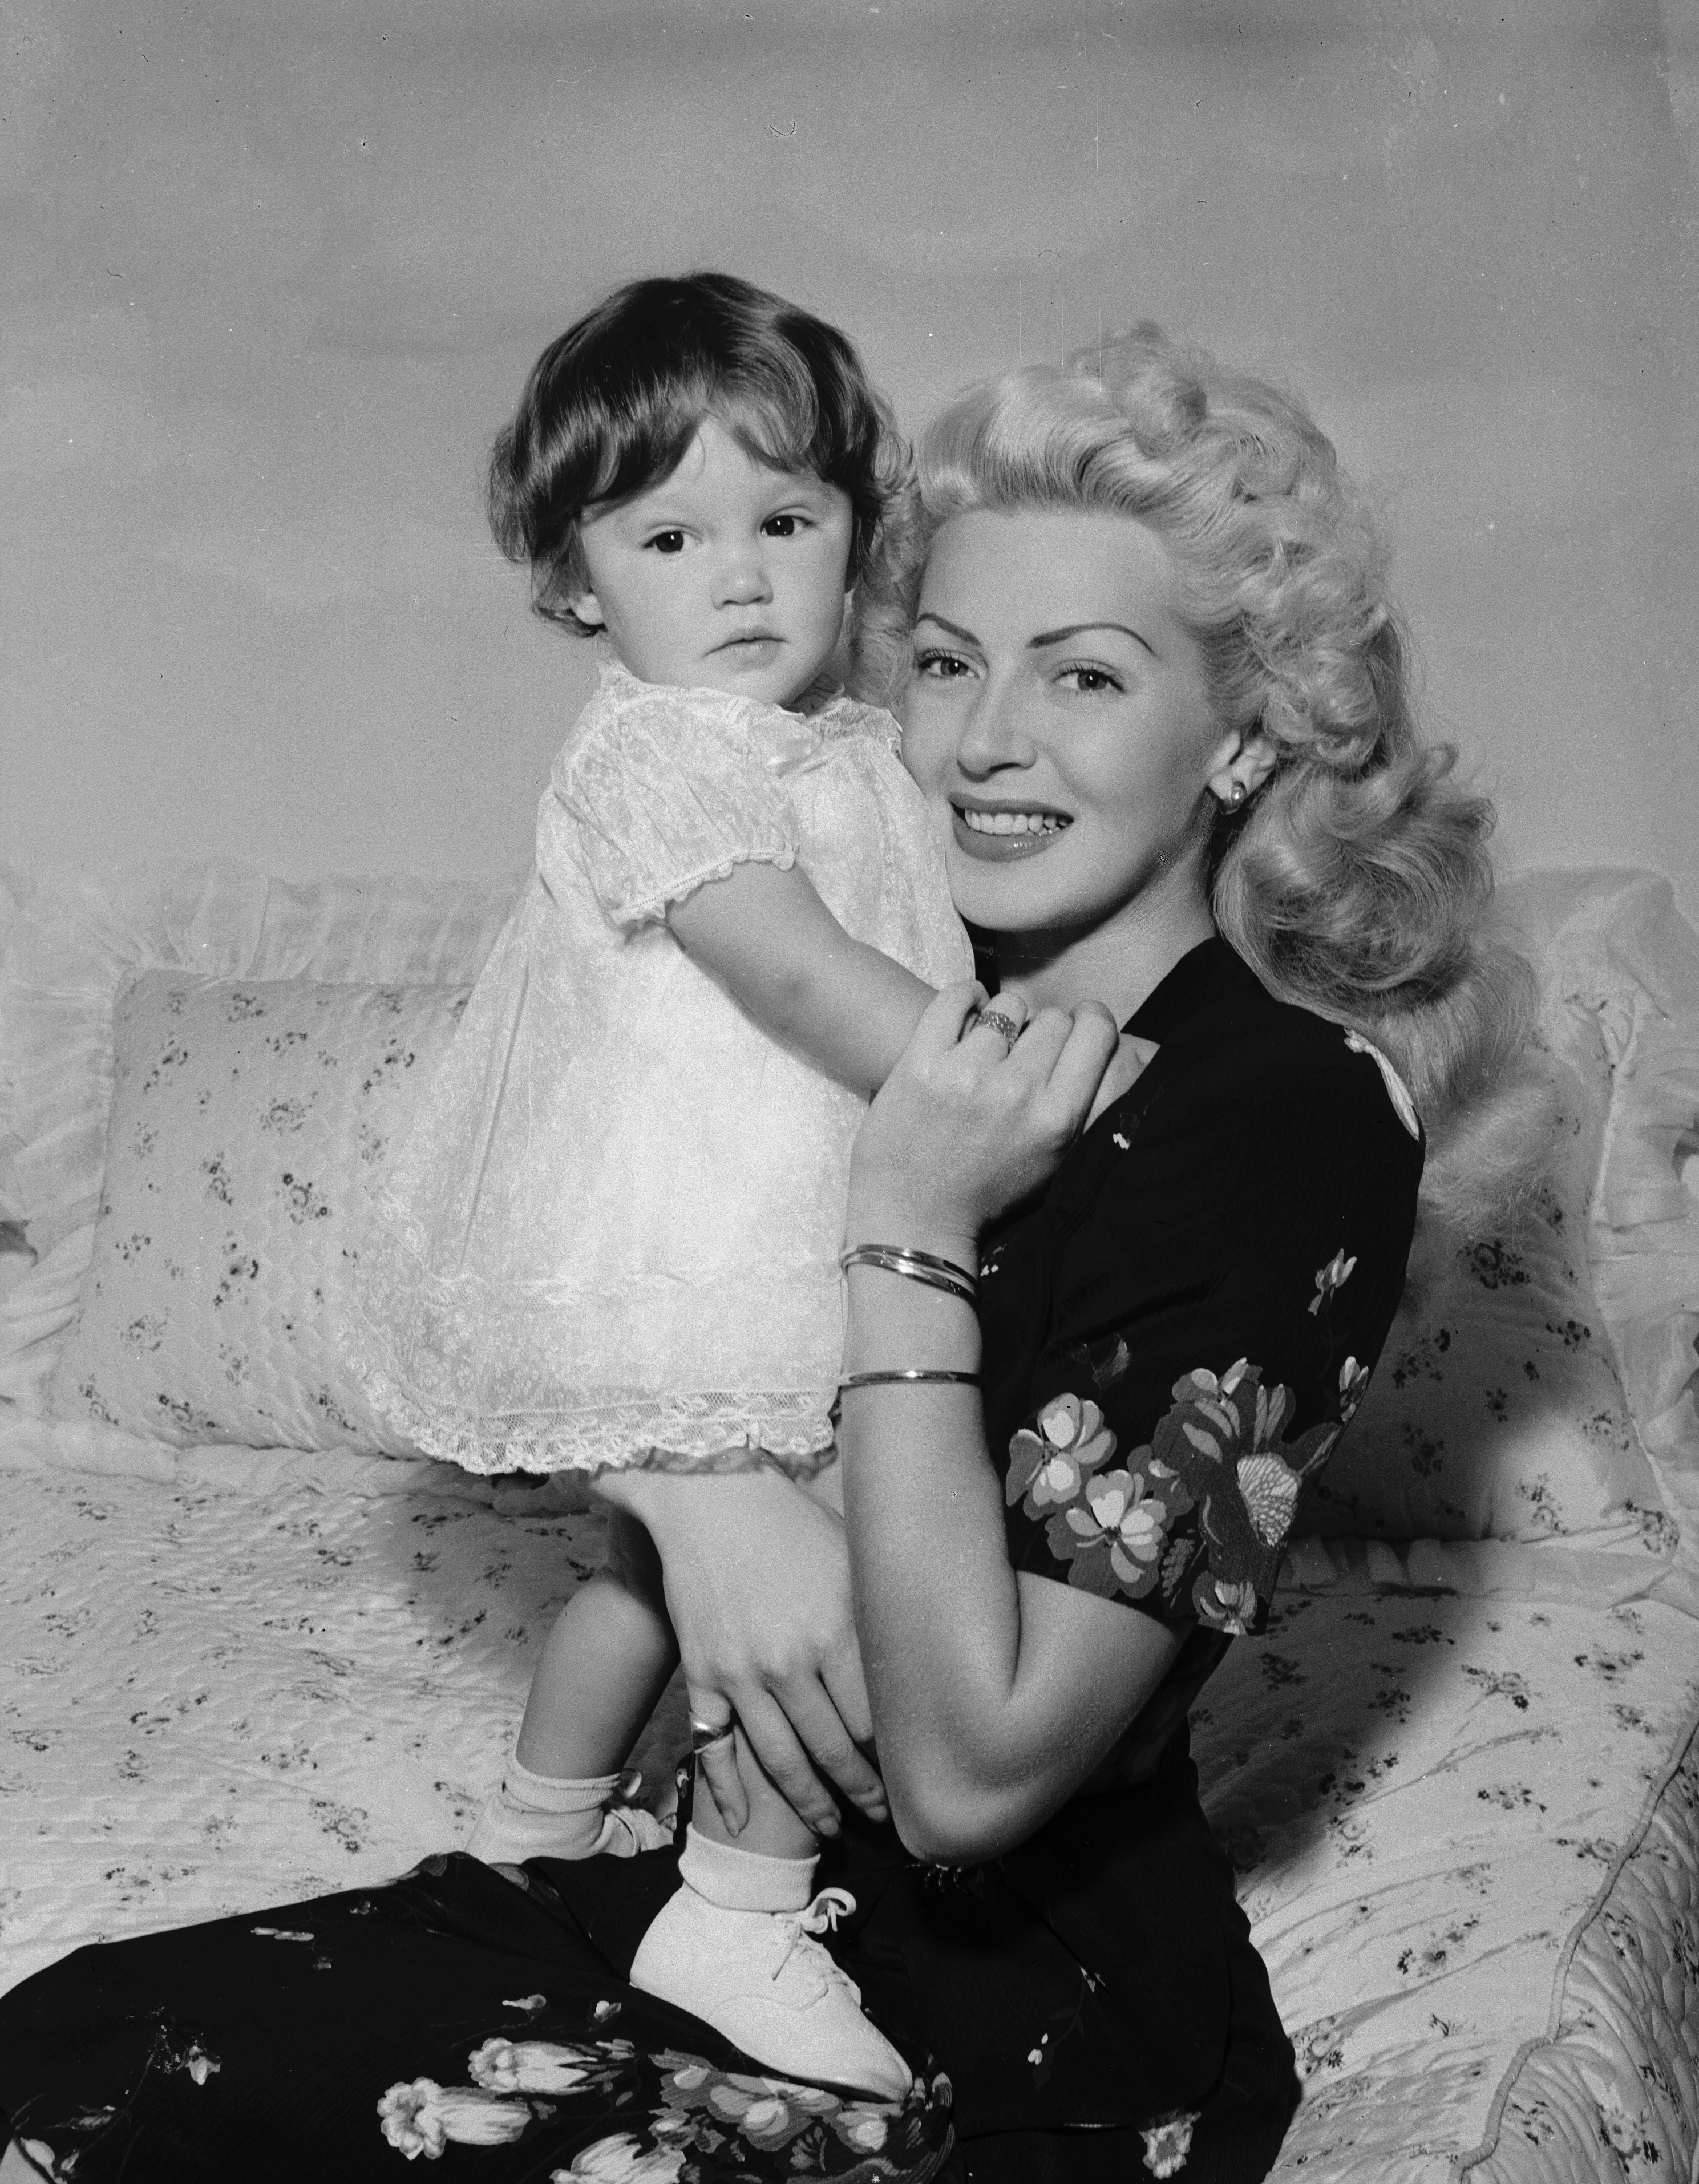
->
xmin=345 ymin=658 xmax=973 ymax=1476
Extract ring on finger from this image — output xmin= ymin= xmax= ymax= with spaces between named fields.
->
xmin=970 ymin=1005 xmax=1026 ymax=1050
xmin=690 ymin=1714 xmax=737 ymax=1757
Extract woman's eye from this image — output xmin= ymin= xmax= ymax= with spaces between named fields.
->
xmin=645 ymin=531 xmax=687 ymax=555
xmin=913 ymin=648 xmax=974 ymax=681
xmin=1056 ymin=664 xmax=1123 ymax=695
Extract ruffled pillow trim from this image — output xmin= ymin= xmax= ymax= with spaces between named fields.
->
xmin=1500 ymin=868 xmax=1699 ymax=1580
xmin=0 ymin=859 xmax=519 ymax=1419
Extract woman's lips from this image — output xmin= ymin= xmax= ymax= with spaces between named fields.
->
xmin=949 ymin=804 xmax=1071 ymax=862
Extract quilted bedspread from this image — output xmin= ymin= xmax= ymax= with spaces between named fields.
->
xmin=2 ymin=1425 xmax=1697 ymax=2184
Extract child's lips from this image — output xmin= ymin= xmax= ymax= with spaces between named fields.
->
xmin=715 ymin=633 xmax=782 ymax=661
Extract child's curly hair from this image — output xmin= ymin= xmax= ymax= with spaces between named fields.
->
xmin=909 ymin=327 xmax=1547 ymax=1235
xmin=486 ymin=271 xmax=916 ymax=699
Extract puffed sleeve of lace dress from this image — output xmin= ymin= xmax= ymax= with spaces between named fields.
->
xmin=541 ymin=680 xmax=801 ymax=928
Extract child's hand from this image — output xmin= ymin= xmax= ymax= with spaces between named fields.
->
xmin=1084 ymin=1033 xmax=1158 ymax=1129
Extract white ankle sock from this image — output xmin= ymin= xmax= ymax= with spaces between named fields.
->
xmin=466 ymin=1761 xmax=630 ymax=1863
xmin=506 ymin=1756 xmax=627 ymax=1813
xmin=677 ymin=1823 xmax=817 ymax=1913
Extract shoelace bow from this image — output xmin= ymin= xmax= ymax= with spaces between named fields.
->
xmin=770 ymin=1887 xmax=858 ymax=1983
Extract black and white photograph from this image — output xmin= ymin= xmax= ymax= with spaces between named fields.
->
xmin=2 ymin=6 xmax=1697 ymax=2179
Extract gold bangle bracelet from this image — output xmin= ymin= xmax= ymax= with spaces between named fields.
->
xmin=837 ymin=1368 xmax=982 ymax=1391
xmin=839 ymin=1244 xmax=978 ymax=1305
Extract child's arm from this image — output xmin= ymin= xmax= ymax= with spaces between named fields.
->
xmin=666 ymin=860 xmax=936 ymax=1097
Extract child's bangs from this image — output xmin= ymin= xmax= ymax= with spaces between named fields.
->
xmin=584 ymin=359 xmax=835 ymax=513
xmin=714 ymin=377 xmax=831 ymax=484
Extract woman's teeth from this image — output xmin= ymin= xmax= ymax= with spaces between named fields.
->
xmin=960 ymin=809 xmax=1066 ymax=836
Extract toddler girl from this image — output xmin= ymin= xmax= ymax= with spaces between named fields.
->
xmin=345 ymin=272 xmax=972 ymax=2098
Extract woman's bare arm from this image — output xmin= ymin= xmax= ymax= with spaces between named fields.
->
xmin=838 ymin=1271 xmax=1179 ymax=1865
xmin=836 ymin=986 xmax=1174 ymax=1863
xmin=666 ymin=859 xmax=933 ymax=1097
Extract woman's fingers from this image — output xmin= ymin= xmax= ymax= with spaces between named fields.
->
xmin=608 ymin=1468 xmax=883 ymax=1825
xmin=905 ymin=979 xmax=989 ymax=1057
xmin=1034 ymin=1001 xmax=1121 ymax=1126
xmin=1084 ymin=1028 xmax=1156 ymax=1127
xmin=732 ymin=1689 xmax=845 ymax=1836
xmin=692 ymin=1720 xmax=751 ymax=1837
xmin=818 ymin=1640 xmax=876 ymax=1752
xmin=961 ymin=989 xmax=1030 ymax=1051
xmin=686 ymin=1684 xmax=749 ymax=1834
xmin=777 ymin=1672 xmax=888 ymax=1822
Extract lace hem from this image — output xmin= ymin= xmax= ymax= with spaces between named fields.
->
xmin=341 ymin=1314 xmax=836 ymax=1481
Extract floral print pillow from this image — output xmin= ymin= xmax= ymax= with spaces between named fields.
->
xmin=49 ymin=971 xmax=470 ymax=1453
xmin=1305 ymin=1175 xmax=1668 ymax=1548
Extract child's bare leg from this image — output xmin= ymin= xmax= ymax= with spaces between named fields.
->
xmin=629 ymin=1453 xmax=911 ymax=2098
xmin=688 ymin=1456 xmax=846 ymax=1860
xmin=467 ymin=1507 xmax=679 ymax=1863
xmin=514 ymin=1511 xmax=678 ymax=1777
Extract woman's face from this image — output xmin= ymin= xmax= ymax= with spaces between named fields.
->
xmin=900 ymin=507 xmax=1237 ymax=944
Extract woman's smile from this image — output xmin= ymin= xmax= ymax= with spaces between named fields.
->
xmin=950 ymin=798 xmax=1073 ymax=859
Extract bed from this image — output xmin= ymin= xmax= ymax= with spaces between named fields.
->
xmin=2 ymin=859 xmax=1696 ymax=2184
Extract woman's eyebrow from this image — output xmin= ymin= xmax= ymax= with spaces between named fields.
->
xmin=1029 ymin=620 xmax=1158 ymax=659
xmin=913 ymin=611 xmax=982 ymax=646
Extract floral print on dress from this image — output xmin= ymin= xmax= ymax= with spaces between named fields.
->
xmin=467 ymin=2036 xmax=636 ymax=2094
xmin=378 ymin=2078 xmax=535 ymax=2156
xmin=1006 ymin=1392 xmax=1192 ymax=1605
xmin=1308 ymin=1248 xmax=1358 ymax=1317
xmin=1140 ymin=2108 xmax=1199 ymax=2178
xmin=1007 ymin=1364 xmax=1344 ymax=1637
xmin=374 ymin=2039 xmax=952 ymax=2178
xmin=1337 ymin=1354 xmax=1372 ymax=1421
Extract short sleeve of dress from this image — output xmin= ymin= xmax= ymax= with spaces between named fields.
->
xmin=541 ymin=684 xmax=800 ymax=927
xmin=993 ymin=998 xmax=1423 ymax=1641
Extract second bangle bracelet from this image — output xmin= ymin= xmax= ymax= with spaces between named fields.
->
xmin=839 ymin=1244 xmax=978 ymax=1306
xmin=838 ymin=1368 xmax=982 ymax=1391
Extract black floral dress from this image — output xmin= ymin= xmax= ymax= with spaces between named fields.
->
xmin=0 ymin=940 xmax=1423 ymax=2184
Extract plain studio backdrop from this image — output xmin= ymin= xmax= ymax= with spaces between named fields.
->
xmin=3 ymin=0 xmax=1696 ymax=917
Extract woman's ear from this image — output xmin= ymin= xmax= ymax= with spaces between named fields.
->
xmin=1207 ymin=724 xmax=1277 ymax=807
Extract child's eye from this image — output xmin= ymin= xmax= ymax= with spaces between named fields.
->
xmin=761 ymin=513 xmax=806 ymax=538
xmin=644 ymin=530 xmax=688 ymax=555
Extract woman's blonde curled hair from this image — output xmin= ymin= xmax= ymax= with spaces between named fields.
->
xmin=910 ymin=326 xmax=1547 ymax=1235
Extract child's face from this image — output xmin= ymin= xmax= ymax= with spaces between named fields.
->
xmin=569 ymin=416 xmax=855 ymax=707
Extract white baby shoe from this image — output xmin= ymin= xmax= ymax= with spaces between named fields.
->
xmin=629 ymin=1883 xmax=913 ymax=2102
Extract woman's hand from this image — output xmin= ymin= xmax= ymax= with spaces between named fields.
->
xmin=592 ymin=1467 xmax=885 ymax=1838
xmin=847 ymin=981 xmax=1120 ymax=1257
xmin=1085 ymin=1031 xmax=1159 ymax=1129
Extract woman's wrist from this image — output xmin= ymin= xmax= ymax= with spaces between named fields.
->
xmin=841 ymin=1261 xmax=982 ymax=1379
xmin=842 ymin=1188 xmax=980 ymax=1276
